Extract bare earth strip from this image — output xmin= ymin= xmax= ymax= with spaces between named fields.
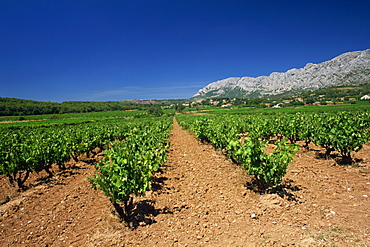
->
xmin=0 ymin=118 xmax=369 ymax=246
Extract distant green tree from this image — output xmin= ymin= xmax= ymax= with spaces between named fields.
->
xmin=174 ymin=103 xmax=185 ymax=112
xmin=305 ymin=99 xmax=315 ymax=105
xmin=201 ymin=99 xmax=211 ymax=105
xmin=147 ymin=105 xmax=163 ymax=116
xmin=249 ymin=98 xmax=263 ymax=105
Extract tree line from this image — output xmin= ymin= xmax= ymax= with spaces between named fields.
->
xmin=0 ymin=97 xmax=150 ymax=116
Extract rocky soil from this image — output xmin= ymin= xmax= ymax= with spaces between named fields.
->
xmin=0 ymin=118 xmax=369 ymax=246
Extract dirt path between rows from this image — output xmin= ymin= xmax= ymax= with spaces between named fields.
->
xmin=1 ymin=118 xmax=370 ymax=246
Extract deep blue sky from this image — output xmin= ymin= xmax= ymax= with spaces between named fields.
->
xmin=1 ymin=0 xmax=369 ymax=102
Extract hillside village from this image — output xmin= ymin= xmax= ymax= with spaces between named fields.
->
xmin=178 ymin=84 xmax=370 ymax=109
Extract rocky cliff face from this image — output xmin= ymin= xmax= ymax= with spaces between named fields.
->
xmin=193 ymin=49 xmax=370 ymax=99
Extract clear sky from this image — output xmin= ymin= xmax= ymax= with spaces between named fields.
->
xmin=1 ymin=0 xmax=369 ymax=102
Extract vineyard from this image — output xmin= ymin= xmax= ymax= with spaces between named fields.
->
xmin=177 ymin=111 xmax=370 ymax=188
xmin=0 ymin=108 xmax=370 ymax=246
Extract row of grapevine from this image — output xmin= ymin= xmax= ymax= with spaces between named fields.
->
xmin=89 ymin=118 xmax=172 ymax=221
xmin=176 ymin=111 xmax=370 ymax=189
xmin=262 ymin=111 xmax=370 ymax=161
xmin=187 ymin=111 xmax=370 ymax=161
xmin=176 ymin=115 xmax=299 ymax=190
xmin=0 ymin=117 xmax=169 ymax=188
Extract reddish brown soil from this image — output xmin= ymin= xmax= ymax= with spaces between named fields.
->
xmin=1 ymin=119 xmax=369 ymax=246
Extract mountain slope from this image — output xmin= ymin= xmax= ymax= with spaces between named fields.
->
xmin=193 ymin=49 xmax=370 ymax=99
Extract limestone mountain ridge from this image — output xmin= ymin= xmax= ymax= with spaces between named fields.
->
xmin=193 ymin=49 xmax=370 ymax=99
